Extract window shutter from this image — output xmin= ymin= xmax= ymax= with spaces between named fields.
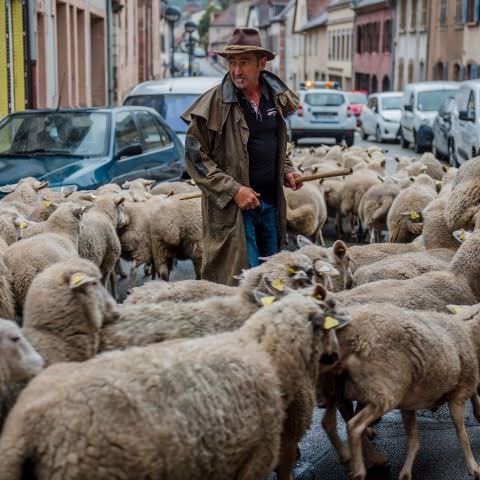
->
xmin=460 ymin=64 xmax=466 ymax=80
xmin=472 ymin=64 xmax=479 ymax=79
xmin=463 ymin=0 xmax=468 ymax=22
xmin=475 ymin=0 xmax=480 ymax=22
xmin=443 ymin=62 xmax=449 ymax=80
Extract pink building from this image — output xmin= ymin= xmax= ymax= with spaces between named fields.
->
xmin=353 ymin=0 xmax=393 ymax=93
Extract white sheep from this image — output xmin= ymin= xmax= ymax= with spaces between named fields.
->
xmin=0 ymin=293 xmax=340 ymax=480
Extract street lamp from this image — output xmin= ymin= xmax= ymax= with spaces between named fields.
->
xmin=184 ymin=20 xmax=197 ymax=77
xmin=165 ymin=5 xmax=181 ymax=78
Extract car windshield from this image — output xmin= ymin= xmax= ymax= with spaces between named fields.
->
xmin=124 ymin=94 xmax=199 ymax=133
xmin=304 ymin=93 xmax=345 ymax=106
xmin=0 ymin=112 xmax=110 ymax=156
xmin=347 ymin=93 xmax=367 ymax=105
xmin=417 ymin=90 xmax=458 ymax=112
xmin=381 ymin=96 xmax=402 ymax=110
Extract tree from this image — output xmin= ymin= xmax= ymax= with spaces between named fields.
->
xmin=198 ymin=4 xmax=221 ymax=50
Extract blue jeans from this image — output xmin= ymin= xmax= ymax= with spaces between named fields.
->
xmin=242 ymin=200 xmax=279 ymax=267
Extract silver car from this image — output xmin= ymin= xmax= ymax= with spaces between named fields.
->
xmin=288 ymin=88 xmax=357 ymax=146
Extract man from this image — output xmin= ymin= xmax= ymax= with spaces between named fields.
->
xmin=182 ymin=28 xmax=301 ymax=285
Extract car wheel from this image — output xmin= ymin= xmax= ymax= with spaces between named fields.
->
xmin=400 ymin=128 xmax=409 ymax=149
xmin=345 ymin=134 xmax=354 ymax=147
xmin=448 ymin=140 xmax=459 ymax=167
xmin=375 ymin=125 xmax=383 ymax=144
xmin=360 ymin=127 xmax=368 ymax=141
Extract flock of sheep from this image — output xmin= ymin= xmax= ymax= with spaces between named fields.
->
xmin=0 ymin=143 xmax=480 ymax=480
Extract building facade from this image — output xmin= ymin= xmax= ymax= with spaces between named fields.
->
xmin=393 ymin=0 xmax=429 ymax=90
xmin=427 ymin=0 xmax=465 ymax=81
xmin=353 ymin=0 xmax=393 ymax=93
xmin=463 ymin=2 xmax=480 ymax=79
xmin=327 ymin=0 xmax=355 ymax=90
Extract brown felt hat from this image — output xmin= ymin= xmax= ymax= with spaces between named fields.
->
xmin=214 ymin=28 xmax=275 ymax=61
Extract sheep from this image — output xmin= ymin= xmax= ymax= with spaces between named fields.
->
xmin=296 ymin=235 xmax=352 ymax=291
xmin=0 ymin=293 xmax=341 ymax=480
xmin=150 ymin=196 xmax=203 ymax=280
xmin=421 ymin=195 xmax=459 ymax=251
xmin=22 ymin=259 xmax=118 ymax=366
xmin=327 ymin=303 xmax=480 ymax=480
xmin=347 ymin=241 xmax=422 ymax=272
xmin=335 ymin=228 xmax=480 ymax=311
xmin=387 ymin=173 xmax=437 ymax=242
xmin=285 ymin=183 xmax=327 ymax=245
xmin=0 ymin=177 xmax=48 ymax=207
xmin=358 ymin=178 xmax=401 ymax=243
xmin=78 ymin=195 xmax=125 ymax=298
xmin=121 ymin=178 xmax=155 ymax=202
xmin=3 ymin=203 xmax=84 ymax=312
xmin=0 ymin=212 xmax=18 ymax=245
xmin=124 ymin=250 xmax=316 ymax=304
xmin=0 ymin=254 xmax=14 ymax=320
xmin=151 ymin=180 xmax=199 ymax=196
xmin=418 ymin=152 xmax=447 ymax=180
xmin=439 ymin=166 xmax=457 ymax=196
xmin=351 ymin=248 xmax=453 ymax=286
xmin=0 ymin=319 xmax=44 ymax=429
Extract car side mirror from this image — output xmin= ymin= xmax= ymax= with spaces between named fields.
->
xmin=116 ymin=143 xmax=143 ymax=159
xmin=404 ymin=104 xmax=413 ymax=112
xmin=459 ymin=111 xmax=474 ymax=122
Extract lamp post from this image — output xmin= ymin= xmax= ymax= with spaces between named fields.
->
xmin=184 ymin=20 xmax=197 ymax=77
xmin=165 ymin=5 xmax=181 ymax=78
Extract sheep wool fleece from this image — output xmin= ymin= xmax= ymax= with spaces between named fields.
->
xmin=182 ymin=71 xmax=298 ymax=285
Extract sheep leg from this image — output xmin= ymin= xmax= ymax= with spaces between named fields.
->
xmin=317 ymin=228 xmax=326 ymax=247
xmin=115 ymin=260 xmax=127 ymax=278
xmin=399 ymin=410 xmax=420 ymax=480
xmin=129 ymin=259 xmax=137 ymax=290
xmin=369 ymin=228 xmax=375 ymax=244
xmin=109 ymin=271 xmax=117 ymax=301
xmin=448 ymin=399 xmax=480 ymax=478
xmin=322 ymin=402 xmax=350 ymax=464
xmin=347 ymin=403 xmax=384 ymax=480
xmin=471 ymin=393 xmax=480 ymax=423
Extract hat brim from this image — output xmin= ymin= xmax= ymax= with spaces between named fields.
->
xmin=214 ymin=45 xmax=275 ymax=61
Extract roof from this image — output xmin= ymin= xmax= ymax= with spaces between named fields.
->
xmin=125 ymin=77 xmax=222 ymax=96
xmin=211 ymin=4 xmax=235 ymax=27
xmin=300 ymin=11 xmax=328 ymax=31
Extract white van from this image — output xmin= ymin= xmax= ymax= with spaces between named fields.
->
xmin=450 ymin=80 xmax=480 ymax=166
xmin=399 ymin=81 xmax=459 ymax=153
xmin=124 ymin=76 xmax=222 ymax=144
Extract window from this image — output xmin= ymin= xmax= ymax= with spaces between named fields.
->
xmin=383 ymin=20 xmax=392 ymax=52
xmin=357 ymin=25 xmax=362 ymax=53
xmin=420 ymin=0 xmax=428 ymax=27
xmin=411 ymin=0 xmax=417 ymax=30
xmin=467 ymin=91 xmax=476 ymax=118
xmin=398 ymin=59 xmax=404 ymax=90
xmin=467 ymin=0 xmax=475 ymax=22
xmin=456 ymin=0 xmax=464 ymax=23
xmin=400 ymin=0 xmax=407 ymax=30
xmin=135 ymin=111 xmax=171 ymax=152
xmin=440 ymin=0 xmax=447 ymax=27
xmin=115 ymin=112 xmax=140 ymax=153
xmin=408 ymin=61 xmax=414 ymax=83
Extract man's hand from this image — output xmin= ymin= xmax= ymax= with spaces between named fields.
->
xmin=234 ymin=186 xmax=260 ymax=210
xmin=285 ymin=172 xmax=302 ymax=190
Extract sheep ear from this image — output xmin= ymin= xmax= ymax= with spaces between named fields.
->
xmin=253 ymin=288 xmax=277 ymax=307
xmin=442 ymin=165 xmax=449 ymax=173
xmin=409 ymin=176 xmax=415 ymax=182
xmin=332 ymin=240 xmax=348 ymax=259
xmin=312 ymin=166 xmax=318 ymax=174
xmin=72 ymin=206 xmax=88 ymax=219
xmin=377 ymin=175 xmax=385 ymax=183
xmin=453 ymin=229 xmax=472 ymax=243
xmin=121 ymin=180 xmax=131 ymax=189
xmin=312 ymin=284 xmax=327 ymax=302
xmin=0 ymin=184 xmax=15 ymax=193
xmin=298 ymin=164 xmax=305 ymax=173
xmin=446 ymin=304 xmax=465 ymax=314
xmin=67 ymin=272 xmax=97 ymax=290
xmin=115 ymin=196 xmax=126 ymax=206
xmin=261 ymin=275 xmax=286 ymax=295
xmin=143 ymin=179 xmax=155 ymax=186
xmin=400 ymin=210 xmax=423 ymax=222
xmin=296 ymin=234 xmax=313 ymax=248
xmin=395 ymin=156 xmax=400 ymax=163
xmin=14 ymin=217 xmax=30 ymax=229
xmin=380 ymin=159 xmax=386 ymax=168
xmin=314 ymin=260 xmax=340 ymax=277
xmin=36 ymin=181 xmax=49 ymax=191
xmin=143 ymin=192 xmax=152 ymax=199
xmin=310 ymin=311 xmax=351 ymax=331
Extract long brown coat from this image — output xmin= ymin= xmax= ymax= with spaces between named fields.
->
xmin=182 ymin=71 xmax=298 ymax=285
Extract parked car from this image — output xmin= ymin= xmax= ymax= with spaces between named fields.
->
xmin=432 ymin=96 xmax=457 ymax=161
xmin=288 ymin=88 xmax=357 ymax=146
xmin=449 ymin=80 xmax=480 ymax=166
xmin=0 ymin=107 xmax=185 ymax=192
xmin=123 ymin=76 xmax=222 ymax=144
xmin=345 ymin=91 xmax=368 ymax=125
xmin=399 ymin=81 xmax=459 ymax=153
xmin=360 ymin=92 xmax=402 ymax=143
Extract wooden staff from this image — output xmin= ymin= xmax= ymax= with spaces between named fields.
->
xmin=178 ymin=167 xmax=353 ymax=200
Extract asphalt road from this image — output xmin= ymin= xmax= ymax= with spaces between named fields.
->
xmin=119 ymin=133 xmax=474 ymax=480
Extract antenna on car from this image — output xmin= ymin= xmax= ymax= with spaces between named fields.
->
xmin=56 ymin=72 xmax=66 ymax=111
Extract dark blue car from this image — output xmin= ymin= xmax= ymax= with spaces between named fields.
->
xmin=0 ymin=106 xmax=185 ymax=192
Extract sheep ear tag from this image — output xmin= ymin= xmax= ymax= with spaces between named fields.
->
xmin=69 ymin=272 xmax=94 ymax=289
xmin=323 ymin=316 xmax=340 ymax=330
xmin=410 ymin=211 xmax=421 ymax=221
xmin=271 ymin=279 xmax=285 ymax=292
xmin=42 ymin=200 xmax=51 ymax=208
xmin=446 ymin=304 xmax=464 ymax=314
xmin=188 ymin=179 xmax=196 ymax=186
xmin=287 ymin=266 xmax=298 ymax=276
xmin=261 ymin=296 xmax=276 ymax=306
xmin=144 ymin=192 xmax=152 ymax=199
xmin=19 ymin=221 xmax=28 ymax=229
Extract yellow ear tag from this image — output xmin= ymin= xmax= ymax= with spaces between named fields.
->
xmin=19 ymin=221 xmax=28 ymax=229
xmin=287 ymin=267 xmax=298 ymax=276
xmin=410 ymin=211 xmax=420 ymax=221
xmin=89 ymin=194 xmax=96 ymax=201
xmin=271 ymin=279 xmax=285 ymax=292
xmin=448 ymin=305 xmax=464 ymax=314
xmin=42 ymin=200 xmax=51 ymax=208
xmin=144 ymin=192 xmax=152 ymax=199
xmin=459 ymin=230 xmax=466 ymax=242
xmin=69 ymin=272 xmax=85 ymax=288
xmin=323 ymin=316 xmax=340 ymax=330
xmin=188 ymin=179 xmax=196 ymax=185
xmin=261 ymin=296 xmax=276 ymax=306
